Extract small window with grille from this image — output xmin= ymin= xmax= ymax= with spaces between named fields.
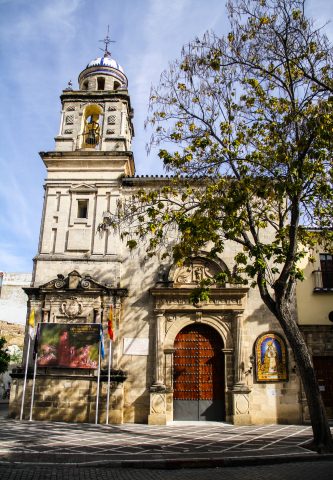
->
xmin=66 ymin=115 xmax=74 ymax=125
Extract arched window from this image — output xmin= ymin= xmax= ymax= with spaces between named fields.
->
xmin=82 ymin=80 xmax=89 ymax=91
xmin=81 ymin=104 xmax=103 ymax=149
xmin=114 ymin=81 xmax=121 ymax=90
xmin=97 ymin=77 xmax=105 ymax=90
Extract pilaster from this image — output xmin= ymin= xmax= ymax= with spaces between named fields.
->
xmin=231 ymin=312 xmax=251 ymax=425
xmin=148 ymin=310 xmax=167 ymax=425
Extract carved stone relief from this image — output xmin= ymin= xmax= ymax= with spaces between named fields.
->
xmin=173 ymin=260 xmax=218 ymax=286
xmin=150 ymin=393 xmax=166 ymax=415
xmin=235 ymin=393 xmax=250 ymax=415
xmin=60 ymin=297 xmax=83 ymax=318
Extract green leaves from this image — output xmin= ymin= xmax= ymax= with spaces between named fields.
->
xmin=123 ymin=0 xmax=333 ymax=299
xmin=0 ymin=338 xmax=10 ymax=375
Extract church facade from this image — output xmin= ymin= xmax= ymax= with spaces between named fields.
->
xmin=9 ymin=49 xmax=305 ymax=425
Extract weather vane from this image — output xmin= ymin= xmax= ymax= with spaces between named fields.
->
xmin=99 ymin=25 xmax=116 ymax=57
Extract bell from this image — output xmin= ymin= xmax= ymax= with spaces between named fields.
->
xmin=86 ymin=131 xmax=97 ymax=145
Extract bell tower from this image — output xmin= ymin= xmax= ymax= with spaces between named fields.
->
xmin=55 ymin=50 xmax=134 ymax=154
xmin=33 ymin=46 xmax=135 ymax=286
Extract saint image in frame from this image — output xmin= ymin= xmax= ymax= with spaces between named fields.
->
xmin=254 ymin=332 xmax=288 ymax=382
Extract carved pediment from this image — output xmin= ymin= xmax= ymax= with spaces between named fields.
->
xmin=69 ymin=183 xmax=98 ymax=193
xmin=172 ymin=258 xmax=223 ymax=287
xmin=40 ymin=270 xmax=110 ymax=292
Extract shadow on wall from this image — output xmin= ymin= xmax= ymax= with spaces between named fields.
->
xmin=244 ymin=303 xmax=302 ymax=425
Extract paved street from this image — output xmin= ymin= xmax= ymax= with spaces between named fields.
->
xmin=0 ymin=416 xmax=332 ymax=480
xmin=0 ymin=419 xmax=320 ymax=465
xmin=0 ymin=462 xmax=332 ymax=480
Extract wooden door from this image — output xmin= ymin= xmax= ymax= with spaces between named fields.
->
xmin=313 ymin=356 xmax=333 ymax=418
xmin=173 ymin=323 xmax=225 ymax=421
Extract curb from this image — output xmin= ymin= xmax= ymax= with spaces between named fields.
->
xmin=1 ymin=454 xmax=333 ymax=469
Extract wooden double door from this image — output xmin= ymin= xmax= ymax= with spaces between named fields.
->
xmin=313 ymin=356 xmax=333 ymax=418
xmin=173 ymin=323 xmax=225 ymax=421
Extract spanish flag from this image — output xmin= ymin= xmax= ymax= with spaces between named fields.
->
xmin=108 ymin=306 xmax=114 ymax=341
xmin=28 ymin=309 xmax=35 ymax=339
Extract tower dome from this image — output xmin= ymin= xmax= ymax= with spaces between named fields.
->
xmin=78 ymin=53 xmax=128 ymax=91
xmin=86 ymin=56 xmax=124 ymax=73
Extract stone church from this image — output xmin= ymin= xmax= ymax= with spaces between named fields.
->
xmin=9 ymin=47 xmax=303 ymax=425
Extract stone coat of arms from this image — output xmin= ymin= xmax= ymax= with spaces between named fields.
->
xmin=60 ymin=296 xmax=83 ymax=318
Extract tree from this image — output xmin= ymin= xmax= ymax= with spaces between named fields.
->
xmin=111 ymin=0 xmax=333 ymax=451
xmin=0 ymin=337 xmax=10 ymax=375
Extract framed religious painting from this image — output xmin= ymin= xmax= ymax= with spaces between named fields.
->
xmin=254 ymin=332 xmax=288 ymax=383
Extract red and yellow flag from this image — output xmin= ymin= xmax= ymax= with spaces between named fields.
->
xmin=108 ymin=306 xmax=114 ymax=341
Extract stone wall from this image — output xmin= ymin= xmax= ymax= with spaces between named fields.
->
xmin=0 ymin=273 xmax=31 ymax=325
xmin=10 ymin=374 xmax=124 ymax=424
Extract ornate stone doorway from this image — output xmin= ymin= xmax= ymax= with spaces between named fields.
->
xmin=148 ymin=255 xmax=250 ymax=425
xmin=173 ymin=323 xmax=225 ymax=421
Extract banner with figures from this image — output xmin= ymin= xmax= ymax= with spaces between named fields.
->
xmin=37 ymin=323 xmax=100 ymax=369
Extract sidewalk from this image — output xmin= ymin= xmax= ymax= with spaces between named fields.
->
xmin=0 ymin=418 xmax=333 ymax=468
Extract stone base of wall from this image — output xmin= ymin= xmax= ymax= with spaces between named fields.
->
xmin=9 ymin=374 xmax=124 ymax=424
xmin=9 ymin=373 xmax=304 ymax=425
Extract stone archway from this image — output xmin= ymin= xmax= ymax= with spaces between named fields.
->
xmin=173 ymin=323 xmax=225 ymax=421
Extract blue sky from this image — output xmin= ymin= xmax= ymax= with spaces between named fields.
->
xmin=0 ymin=0 xmax=332 ymax=273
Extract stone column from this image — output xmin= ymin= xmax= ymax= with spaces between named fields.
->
xmin=164 ymin=348 xmax=174 ymax=389
xmin=111 ymin=296 xmax=121 ymax=370
xmin=231 ymin=312 xmax=251 ymax=425
xmin=233 ymin=313 xmax=246 ymax=388
xmin=42 ymin=308 xmax=50 ymax=324
xmin=148 ymin=310 xmax=167 ymax=425
xmin=222 ymin=347 xmax=234 ymax=423
xmin=152 ymin=310 xmax=166 ymax=388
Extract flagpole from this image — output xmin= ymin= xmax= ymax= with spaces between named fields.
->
xmin=95 ymin=340 xmax=101 ymax=425
xmin=106 ymin=338 xmax=112 ymax=425
xmin=20 ymin=336 xmax=31 ymax=420
xmin=29 ymin=354 xmax=38 ymax=421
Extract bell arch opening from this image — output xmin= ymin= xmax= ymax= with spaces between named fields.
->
xmin=173 ymin=323 xmax=226 ymax=421
xmin=80 ymin=104 xmax=103 ymax=149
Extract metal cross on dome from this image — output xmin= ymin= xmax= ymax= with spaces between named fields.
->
xmin=99 ymin=25 xmax=116 ymax=57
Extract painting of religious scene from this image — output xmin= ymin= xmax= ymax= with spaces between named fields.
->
xmin=37 ymin=323 xmax=100 ymax=369
xmin=255 ymin=332 xmax=288 ymax=382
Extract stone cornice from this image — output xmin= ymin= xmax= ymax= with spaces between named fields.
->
xmin=150 ymin=286 xmax=249 ymax=312
xmin=40 ymin=150 xmax=134 ymax=160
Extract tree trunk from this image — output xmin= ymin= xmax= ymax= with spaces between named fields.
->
xmin=268 ymin=295 xmax=333 ymax=453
